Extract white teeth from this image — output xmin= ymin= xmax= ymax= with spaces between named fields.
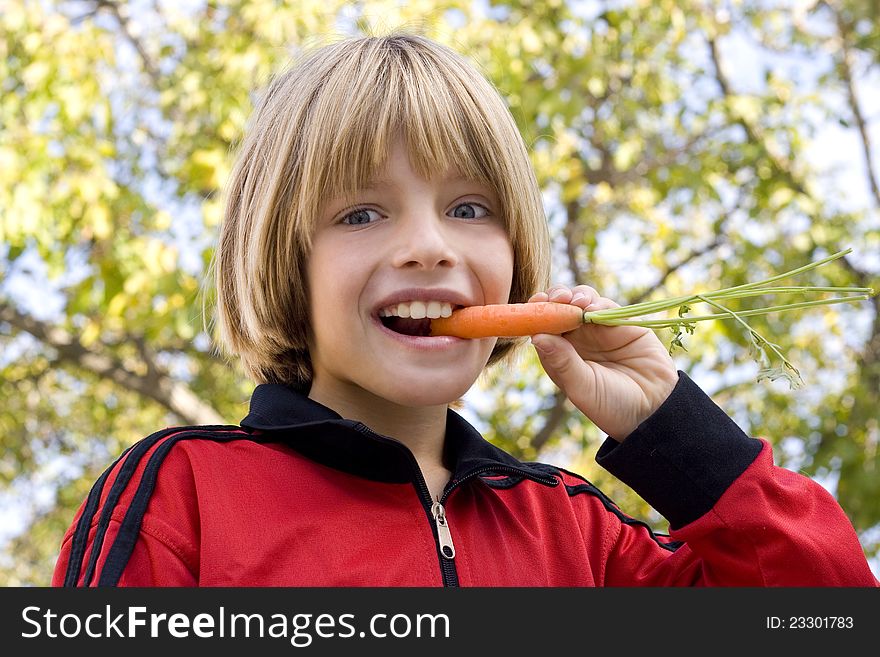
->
xmin=409 ymin=301 xmax=427 ymax=319
xmin=380 ymin=301 xmax=457 ymax=319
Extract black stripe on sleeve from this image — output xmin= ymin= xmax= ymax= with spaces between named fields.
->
xmin=79 ymin=428 xmax=198 ymax=587
xmin=66 ymin=428 xmax=192 ymax=587
xmin=76 ymin=426 xmax=241 ymax=587
xmin=564 ymin=482 xmax=683 ymax=552
xmin=529 ymin=463 xmax=683 ymax=553
xmin=97 ymin=429 xmax=257 ymax=587
xmin=63 ymin=443 xmax=136 ymax=587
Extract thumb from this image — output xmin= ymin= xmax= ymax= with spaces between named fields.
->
xmin=530 ymin=334 xmax=583 ymax=391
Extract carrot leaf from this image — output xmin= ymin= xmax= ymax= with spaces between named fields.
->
xmin=581 ymin=248 xmax=873 ymax=387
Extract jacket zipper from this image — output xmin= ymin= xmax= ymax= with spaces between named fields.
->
xmin=431 ymin=499 xmax=456 ymax=558
xmin=439 ymin=465 xmax=558 ymax=506
xmin=353 ymin=424 xmax=460 ymax=586
xmin=352 ymin=424 xmax=558 ymax=587
xmin=430 ymin=465 xmax=558 ymax=586
xmin=413 ymin=471 xmax=459 ymax=586
xmin=426 ymin=464 xmax=558 ymax=586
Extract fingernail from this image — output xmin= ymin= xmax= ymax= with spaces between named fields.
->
xmin=530 ymin=337 xmax=552 ymax=354
xmin=571 ymin=293 xmax=586 ymax=303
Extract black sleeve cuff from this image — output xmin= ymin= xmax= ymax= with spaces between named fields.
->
xmin=595 ymin=371 xmax=763 ymax=528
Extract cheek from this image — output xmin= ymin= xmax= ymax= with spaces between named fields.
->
xmin=307 ymin=240 xmax=332 ymax=297
xmin=306 ymin=245 xmax=342 ymax=347
xmin=307 ymin=242 xmax=367 ymax=338
xmin=476 ymin=230 xmax=515 ymax=299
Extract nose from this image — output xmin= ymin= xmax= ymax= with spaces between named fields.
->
xmin=389 ymin=211 xmax=459 ymax=271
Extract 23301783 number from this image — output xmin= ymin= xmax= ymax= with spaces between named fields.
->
xmin=790 ymin=617 xmax=853 ymax=629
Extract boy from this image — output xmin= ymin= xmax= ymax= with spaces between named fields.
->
xmin=53 ymin=33 xmax=877 ymax=586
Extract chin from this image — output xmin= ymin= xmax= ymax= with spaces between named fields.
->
xmin=377 ymin=378 xmax=476 ymax=408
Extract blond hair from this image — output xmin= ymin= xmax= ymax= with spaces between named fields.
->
xmin=211 ymin=33 xmax=550 ymax=388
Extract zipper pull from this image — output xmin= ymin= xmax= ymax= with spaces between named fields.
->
xmin=431 ymin=499 xmax=456 ymax=559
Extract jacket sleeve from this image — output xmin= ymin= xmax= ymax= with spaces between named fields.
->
xmin=594 ymin=371 xmax=879 ymax=586
xmin=51 ymin=430 xmax=201 ymax=587
xmin=52 ymin=513 xmax=198 ymax=586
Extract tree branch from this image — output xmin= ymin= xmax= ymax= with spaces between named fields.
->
xmin=708 ymin=36 xmax=811 ymax=198
xmin=0 ymin=302 xmax=225 ymax=426
xmin=531 ymin=390 xmax=571 ymax=453
xmin=708 ymin=18 xmax=879 ymax=433
xmin=706 ymin=31 xmax=870 ymax=281
xmin=563 ymin=200 xmax=587 ymax=283
xmin=832 ymin=7 xmax=880 ymax=209
xmin=626 ymin=184 xmax=741 ymax=304
xmin=628 ymin=234 xmax=726 ymax=305
xmin=94 ymin=0 xmax=162 ymax=88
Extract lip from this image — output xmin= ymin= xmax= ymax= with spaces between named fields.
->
xmin=372 ymin=287 xmax=473 ymax=316
xmin=371 ymin=314 xmax=466 ymax=350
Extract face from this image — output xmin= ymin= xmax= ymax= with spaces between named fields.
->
xmin=306 ymin=140 xmax=515 ymax=408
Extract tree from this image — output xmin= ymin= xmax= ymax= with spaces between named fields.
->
xmin=1 ymin=0 xmax=877 ymax=585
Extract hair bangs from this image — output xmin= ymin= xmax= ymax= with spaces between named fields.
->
xmin=301 ymin=36 xmax=509 ymax=229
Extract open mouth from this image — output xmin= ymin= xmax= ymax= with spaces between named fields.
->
xmin=379 ymin=316 xmax=433 ymax=337
xmin=377 ymin=302 xmax=465 ymax=337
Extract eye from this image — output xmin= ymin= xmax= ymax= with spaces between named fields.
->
xmin=449 ymin=202 xmax=490 ymax=219
xmin=341 ymin=208 xmax=381 ymax=226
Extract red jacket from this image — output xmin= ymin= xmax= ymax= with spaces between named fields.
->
xmin=53 ymin=372 xmax=878 ymax=586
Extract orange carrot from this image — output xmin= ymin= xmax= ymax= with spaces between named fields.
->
xmin=430 ymin=302 xmax=584 ymax=338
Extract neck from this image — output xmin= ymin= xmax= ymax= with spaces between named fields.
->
xmin=307 ymin=378 xmax=449 ymax=477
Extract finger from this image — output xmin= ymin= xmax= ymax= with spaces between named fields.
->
xmin=527 ymin=291 xmax=549 ymax=303
xmin=547 ymin=285 xmax=573 ymax=303
xmin=530 ymin=333 xmax=585 ymax=392
xmin=569 ymin=285 xmax=600 ymax=308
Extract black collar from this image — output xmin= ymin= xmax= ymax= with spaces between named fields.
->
xmin=239 ymin=383 xmax=557 ymax=489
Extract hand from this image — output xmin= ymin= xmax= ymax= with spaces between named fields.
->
xmin=528 ymin=284 xmax=679 ymax=441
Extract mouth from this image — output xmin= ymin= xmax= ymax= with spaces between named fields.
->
xmin=379 ymin=315 xmax=433 ymax=337
xmin=378 ymin=301 xmax=462 ymax=337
